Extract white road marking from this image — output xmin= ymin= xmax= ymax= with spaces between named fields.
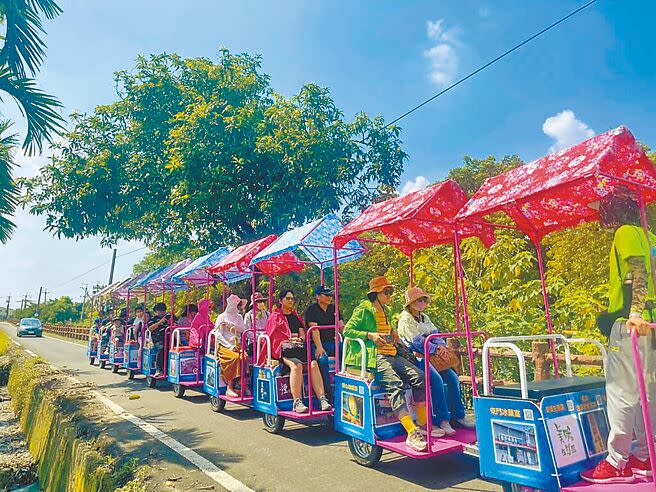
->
xmin=12 ymin=340 xmax=20 ymax=346
xmin=43 ymin=335 xmax=85 ymax=347
xmin=24 ymin=349 xmax=37 ymax=357
xmin=91 ymin=390 xmax=253 ymax=492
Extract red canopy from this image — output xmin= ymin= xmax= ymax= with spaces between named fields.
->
xmin=457 ymin=126 xmax=656 ymax=241
xmin=333 ymin=179 xmax=496 ymax=255
xmin=208 ymin=235 xmax=305 ymax=277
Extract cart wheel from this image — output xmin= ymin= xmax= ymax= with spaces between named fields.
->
xmin=127 ymin=370 xmax=136 ymax=380
xmin=146 ymin=376 xmax=157 ymax=389
xmin=210 ymin=396 xmax=226 ymax=413
xmin=89 ymin=357 xmax=95 ymax=366
xmin=172 ymin=384 xmax=185 ymax=398
xmin=111 ymin=364 xmax=119 ymax=374
xmin=325 ymin=414 xmax=335 ymax=428
xmin=262 ymin=413 xmax=285 ymax=434
xmin=348 ymin=437 xmax=383 ymax=467
xmin=100 ymin=360 xmax=106 ymax=369
xmin=500 ymin=482 xmax=537 ymax=492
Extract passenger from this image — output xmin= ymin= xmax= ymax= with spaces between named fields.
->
xmin=237 ymin=298 xmax=248 ymax=318
xmin=111 ymin=316 xmax=126 ymax=345
xmin=304 ymin=285 xmax=342 ymax=399
xmin=147 ymin=302 xmax=173 ymax=377
xmin=128 ymin=305 xmax=147 ymax=344
xmin=189 ymin=299 xmax=213 ymax=352
xmin=244 ymin=292 xmax=269 ymax=332
xmin=212 ymin=295 xmax=247 ymax=397
xmin=397 ymin=286 xmax=474 ymax=437
xmin=343 ymin=276 xmax=428 ymax=452
xmin=177 ymin=304 xmax=198 ymax=328
xmin=257 ymin=289 xmax=332 ymax=413
xmin=582 ymin=187 xmax=656 ymax=483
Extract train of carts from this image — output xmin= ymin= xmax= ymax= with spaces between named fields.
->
xmin=86 ymin=127 xmax=655 ymax=492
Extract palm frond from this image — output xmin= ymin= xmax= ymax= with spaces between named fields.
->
xmin=0 ymin=65 xmax=64 ymax=154
xmin=0 ymin=0 xmax=62 ymax=78
xmin=0 ymin=119 xmax=18 ymax=243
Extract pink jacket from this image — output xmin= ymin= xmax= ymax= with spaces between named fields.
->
xmin=189 ymin=299 xmax=212 ymax=349
xmin=257 ymin=307 xmax=304 ymax=365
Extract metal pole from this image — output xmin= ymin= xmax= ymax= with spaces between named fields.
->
xmin=534 ymin=240 xmax=560 ymax=378
xmin=37 ymin=287 xmax=42 ymax=311
xmin=333 ymin=247 xmax=340 ymax=372
xmin=453 ymin=228 xmax=479 ymax=396
xmin=5 ymin=296 xmax=10 ymax=319
xmin=409 ymin=251 xmax=414 ymax=287
xmin=453 ymin=244 xmax=461 ymax=332
xmin=108 ymin=249 xmax=117 ymax=285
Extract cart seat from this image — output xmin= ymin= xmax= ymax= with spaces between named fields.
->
xmin=492 ymin=376 xmax=605 ymax=400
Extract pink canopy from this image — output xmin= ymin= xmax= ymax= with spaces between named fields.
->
xmin=208 ymin=235 xmax=305 ymax=277
xmin=333 ymin=179 xmax=496 ymax=254
xmin=457 ymin=126 xmax=656 ymax=241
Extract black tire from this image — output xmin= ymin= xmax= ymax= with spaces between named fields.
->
xmin=348 ymin=437 xmax=383 ymax=467
xmin=172 ymin=384 xmax=185 ymax=398
xmin=262 ymin=413 xmax=285 ymax=434
xmin=210 ymin=396 xmax=226 ymax=413
xmin=100 ymin=360 xmax=106 ymax=369
xmin=89 ymin=357 xmax=95 ymax=366
xmin=111 ymin=364 xmax=119 ymax=374
xmin=16 ymin=332 xmax=21 ymax=338
xmin=325 ymin=414 xmax=335 ymax=428
xmin=127 ymin=370 xmax=136 ymax=380
xmin=36 ymin=333 xmax=42 ymax=337
xmin=146 ymin=376 xmax=157 ymax=389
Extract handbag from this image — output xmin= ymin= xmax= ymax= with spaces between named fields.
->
xmin=429 ymin=346 xmax=460 ymax=372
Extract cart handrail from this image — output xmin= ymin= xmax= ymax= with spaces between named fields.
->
xmin=340 ymin=337 xmax=367 ymax=380
xmin=171 ymin=327 xmax=190 ymax=349
xmin=564 ymin=338 xmax=607 ymax=375
xmin=257 ymin=333 xmax=272 ymax=366
xmin=483 ymin=340 xmax=529 ymax=399
xmin=207 ymin=328 xmax=219 ymax=356
xmin=144 ymin=328 xmax=153 ymax=345
xmin=483 ymin=334 xmax=572 ymax=377
xmin=305 ymin=325 xmax=338 ymax=414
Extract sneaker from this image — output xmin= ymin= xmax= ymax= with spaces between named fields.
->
xmin=153 ymin=371 xmax=163 ymax=378
xmin=319 ymin=395 xmax=332 ymax=411
xmin=627 ymin=455 xmax=653 ymax=477
xmin=439 ymin=420 xmax=456 ymax=436
xmin=455 ymin=417 xmax=476 ymax=429
xmin=581 ymin=459 xmax=635 ymax=484
xmin=406 ymin=428 xmax=428 ymax=452
xmin=420 ymin=425 xmax=446 ymax=438
xmin=293 ymin=398 xmax=308 ymax=413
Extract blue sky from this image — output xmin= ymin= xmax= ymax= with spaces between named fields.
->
xmin=2 ymin=0 xmax=655 ymax=307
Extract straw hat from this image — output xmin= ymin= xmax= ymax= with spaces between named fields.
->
xmin=251 ymin=292 xmax=266 ymax=303
xmin=367 ymin=276 xmax=393 ymax=294
xmin=404 ymin=286 xmax=430 ymax=308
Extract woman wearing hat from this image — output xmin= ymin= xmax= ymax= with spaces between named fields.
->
xmin=343 ymin=276 xmax=428 ymax=452
xmin=215 ymin=295 xmax=248 ymax=397
xmin=397 ymin=286 xmax=473 ymax=437
xmin=244 ymin=292 xmax=269 ymax=333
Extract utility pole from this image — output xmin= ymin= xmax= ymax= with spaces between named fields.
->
xmin=5 ymin=296 xmax=10 ymax=319
xmin=108 ymin=249 xmax=117 ymax=285
xmin=37 ymin=287 xmax=43 ymax=311
xmin=43 ymin=289 xmax=48 ymax=303
xmin=21 ymin=294 xmax=28 ymax=310
xmin=80 ymin=285 xmax=89 ymax=321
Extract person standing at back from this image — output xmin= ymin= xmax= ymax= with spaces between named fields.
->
xmin=582 ymin=187 xmax=656 ymax=483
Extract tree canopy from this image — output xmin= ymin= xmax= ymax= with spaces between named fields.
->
xmin=22 ymin=50 xmax=407 ymax=253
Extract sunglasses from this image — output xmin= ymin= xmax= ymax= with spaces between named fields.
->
xmin=284 ymin=296 xmax=295 ymax=301
xmin=382 ymin=288 xmax=394 ymax=296
xmin=415 ymin=297 xmax=429 ymax=303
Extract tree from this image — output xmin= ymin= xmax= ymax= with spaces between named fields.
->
xmin=0 ymin=0 xmax=65 ymax=243
xmin=447 ymin=154 xmax=523 ymax=196
xmin=22 ymin=50 xmax=407 ymax=253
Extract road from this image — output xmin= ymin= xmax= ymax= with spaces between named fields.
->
xmin=1 ymin=323 xmax=501 ymax=492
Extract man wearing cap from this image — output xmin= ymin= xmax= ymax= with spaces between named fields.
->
xmin=305 ymin=286 xmax=342 ymax=396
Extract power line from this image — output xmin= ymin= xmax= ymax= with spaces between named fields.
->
xmin=387 ymin=0 xmax=599 ymax=127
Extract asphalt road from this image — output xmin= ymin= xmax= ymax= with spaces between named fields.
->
xmin=2 ymin=323 xmax=501 ymax=492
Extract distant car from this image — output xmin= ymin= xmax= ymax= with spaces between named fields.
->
xmin=17 ymin=318 xmax=42 ymax=337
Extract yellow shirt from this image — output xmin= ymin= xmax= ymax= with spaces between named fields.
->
xmin=375 ymin=307 xmax=397 ymax=356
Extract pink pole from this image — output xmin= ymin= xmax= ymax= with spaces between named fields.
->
xmin=630 ymin=328 xmax=656 ymax=489
xmin=409 ymin=251 xmax=415 ymax=287
xmin=320 ymin=265 xmax=325 ymax=286
xmin=638 ymin=197 xmax=656 ymax=293
xmin=333 ymin=247 xmax=340 ymax=372
xmin=534 ymin=240 xmax=560 ymax=378
xmin=453 ymin=228 xmax=478 ymax=396
xmin=268 ymin=276 xmax=274 ymax=313
xmin=453 ymin=244 xmax=461 ymax=333
xmin=307 ymin=326 xmax=314 ymax=415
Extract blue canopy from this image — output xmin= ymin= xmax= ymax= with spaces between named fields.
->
xmin=128 ymin=264 xmax=188 ymax=293
xmin=172 ymin=247 xmax=250 ymax=286
xmin=250 ymin=214 xmax=363 ymax=268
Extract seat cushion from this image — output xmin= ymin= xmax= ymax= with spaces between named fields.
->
xmin=493 ymin=376 xmax=605 ymax=400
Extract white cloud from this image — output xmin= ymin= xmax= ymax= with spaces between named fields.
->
xmin=400 ymin=176 xmax=430 ymax=196
xmin=542 ymin=110 xmax=595 ymax=152
xmin=424 ymin=19 xmax=460 ymax=88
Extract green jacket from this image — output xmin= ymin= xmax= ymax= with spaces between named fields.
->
xmin=343 ymin=299 xmax=392 ymax=370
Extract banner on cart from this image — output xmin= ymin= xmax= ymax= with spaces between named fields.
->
xmin=546 ymin=414 xmax=586 ymax=468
